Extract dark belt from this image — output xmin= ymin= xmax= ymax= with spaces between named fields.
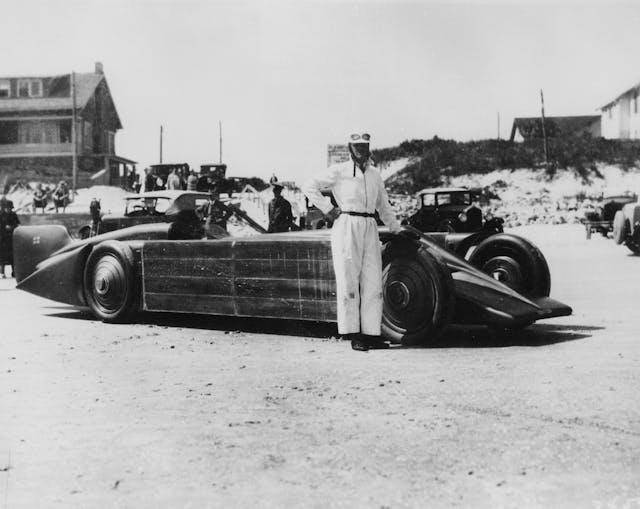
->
xmin=341 ymin=211 xmax=376 ymax=218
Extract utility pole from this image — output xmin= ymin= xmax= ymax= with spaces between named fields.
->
xmin=219 ymin=120 xmax=222 ymax=164
xmin=159 ymin=125 xmax=163 ymax=164
xmin=497 ymin=111 xmax=500 ymax=140
xmin=71 ymin=71 xmax=78 ymax=192
xmin=540 ymin=89 xmax=549 ymax=165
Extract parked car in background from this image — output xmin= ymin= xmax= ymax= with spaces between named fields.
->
xmin=79 ymin=191 xmax=210 ymax=239
xmin=403 ymin=187 xmax=504 ymax=234
xmin=612 ymin=201 xmax=640 ymax=254
xmin=583 ymin=193 xmax=637 ymax=239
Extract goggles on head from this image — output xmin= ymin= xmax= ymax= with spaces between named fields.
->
xmin=349 ymin=133 xmax=371 ymax=143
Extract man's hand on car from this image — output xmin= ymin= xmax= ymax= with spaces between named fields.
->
xmin=326 ymin=207 xmax=341 ymax=223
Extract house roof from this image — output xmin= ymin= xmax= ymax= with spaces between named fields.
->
xmin=0 ymin=72 xmax=106 ymax=115
xmin=600 ymin=81 xmax=640 ymax=111
xmin=510 ymin=115 xmax=601 ymax=141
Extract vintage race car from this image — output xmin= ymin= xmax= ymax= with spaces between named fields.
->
xmin=13 ymin=221 xmax=571 ymax=345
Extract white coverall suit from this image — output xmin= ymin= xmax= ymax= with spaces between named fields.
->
xmin=303 ymin=160 xmax=402 ymax=336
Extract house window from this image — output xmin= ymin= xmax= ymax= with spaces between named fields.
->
xmin=17 ymin=79 xmax=43 ymax=98
xmin=0 ymin=80 xmax=10 ymax=98
xmin=30 ymin=80 xmax=42 ymax=97
xmin=18 ymin=80 xmax=29 ymax=97
xmin=59 ymin=120 xmax=72 ymax=143
xmin=106 ymin=131 xmax=115 ymax=154
xmin=0 ymin=121 xmax=18 ymax=144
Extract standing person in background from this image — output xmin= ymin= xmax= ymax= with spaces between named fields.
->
xmin=89 ymin=198 xmax=102 ymax=237
xmin=52 ymin=180 xmax=70 ymax=213
xmin=0 ymin=196 xmax=19 ymax=278
xmin=303 ymin=130 xmax=414 ymax=352
xmin=166 ymin=168 xmax=181 ymax=190
xmin=187 ymin=170 xmax=198 ymax=191
xmin=32 ymin=183 xmax=46 ymax=213
xmin=198 ymin=187 xmax=233 ymax=239
xmin=143 ymin=167 xmax=155 ymax=193
xmin=267 ymin=176 xmax=294 ymax=233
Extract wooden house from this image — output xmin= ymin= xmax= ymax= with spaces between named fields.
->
xmin=0 ymin=62 xmax=135 ymax=189
xmin=510 ymin=115 xmax=601 ymax=142
xmin=600 ymin=82 xmax=640 ymax=139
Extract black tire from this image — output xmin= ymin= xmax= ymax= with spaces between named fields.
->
xmin=83 ymin=241 xmax=138 ymax=322
xmin=612 ymin=211 xmax=627 ymax=245
xmin=625 ymin=239 xmax=640 ymax=255
xmin=381 ymin=243 xmax=455 ymax=346
xmin=78 ymin=225 xmax=92 ymax=240
xmin=468 ymin=233 xmax=551 ymax=298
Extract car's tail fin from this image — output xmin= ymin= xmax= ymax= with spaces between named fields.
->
xmin=13 ymin=225 xmax=73 ymax=283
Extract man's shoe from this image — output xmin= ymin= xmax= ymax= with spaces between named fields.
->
xmin=362 ymin=335 xmax=390 ymax=349
xmin=351 ymin=336 xmax=369 ymax=351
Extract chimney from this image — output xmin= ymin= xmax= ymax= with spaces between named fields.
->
xmin=95 ymin=62 xmax=104 ymax=74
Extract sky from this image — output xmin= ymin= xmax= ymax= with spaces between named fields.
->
xmin=3 ymin=0 xmax=640 ymax=181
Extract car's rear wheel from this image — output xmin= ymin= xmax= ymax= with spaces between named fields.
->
xmin=612 ymin=211 xmax=627 ymax=245
xmin=468 ymin=234 xmax=551 ymax=298
xmin=381 ymin=244 xmax=454 ymax=346
xmin=83 ymin=241 xmax=138 ymax=322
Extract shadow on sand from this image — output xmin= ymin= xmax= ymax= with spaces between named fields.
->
xmin=44 ymin=306 xmax=600 ymax=349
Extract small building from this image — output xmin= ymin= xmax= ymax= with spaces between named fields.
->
xmin=0 ymin=62 xmax=135 ymax=189
xmin=600 ymin=82 xmax=640 ymax=139
xmin=510 ymin=115 xmax=601 ymax=142
xmin=327 ymin=144 xmax=350 ymax=167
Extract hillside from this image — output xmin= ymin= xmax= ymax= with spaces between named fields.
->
xmin=375 ymin=137 xmax=640 ymax=227
xmin=374 ymin=136 xmax=640 ymax=194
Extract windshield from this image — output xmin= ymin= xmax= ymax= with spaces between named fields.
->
xmin=435 ymin=192 xmax=472 ymax=206
xmin=125 ymin=197 xmax=172 ymax=215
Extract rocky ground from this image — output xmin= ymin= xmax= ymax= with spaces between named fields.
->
xmin=0 ymin=224 xmax=639 ymax=508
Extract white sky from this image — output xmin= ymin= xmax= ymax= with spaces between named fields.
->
xmin=3 ymin=0 xmax=640 ymax=181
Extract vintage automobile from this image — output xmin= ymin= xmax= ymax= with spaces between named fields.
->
xmin=14 ymin=217 xmax=571 ymax=345
xmin=78 ymin=190 xmax=211 ymax=239
xmin=612 ymin=202 xmax=640 ymax=254
xmin=404 ymin=187 xmax=504 ymax=234
xmin=583 ymin=193 xmax=637 ymax=240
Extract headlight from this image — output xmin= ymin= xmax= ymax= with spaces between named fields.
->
xmin=458 ymin=212 xmax=467 ymax=222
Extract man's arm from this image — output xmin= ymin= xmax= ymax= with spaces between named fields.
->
xmin=375 ymin=172 xmax=402 ymax=233
xmin=302 ymin=165 xmax=341 ymax=215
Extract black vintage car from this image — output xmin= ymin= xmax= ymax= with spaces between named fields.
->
xmin=79 ymin=191 xmax=211 ymax=239
xmin=583 ymin=193 xmax=637 ymax=239
xmin=404 ymin=187 xmax=503 ymax=234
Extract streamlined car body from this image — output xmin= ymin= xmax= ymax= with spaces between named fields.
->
xmin=13 ymin=222 xmax=571 ymax=345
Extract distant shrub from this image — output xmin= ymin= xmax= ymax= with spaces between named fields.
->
xmin=373 ymin=136 xmax=640 ymax=194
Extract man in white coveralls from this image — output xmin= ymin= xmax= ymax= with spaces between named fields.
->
xmin=303 ymin=131 xmax=416 ymax=351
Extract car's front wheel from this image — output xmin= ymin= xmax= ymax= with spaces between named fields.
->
xmin=83 ymin=241 xmax=138 ymax=322
xmin=381 ymin=244 xmax=455 ymax=346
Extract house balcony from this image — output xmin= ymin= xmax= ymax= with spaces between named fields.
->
xmin=0 ymin=142 xmax=74 ymax=158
